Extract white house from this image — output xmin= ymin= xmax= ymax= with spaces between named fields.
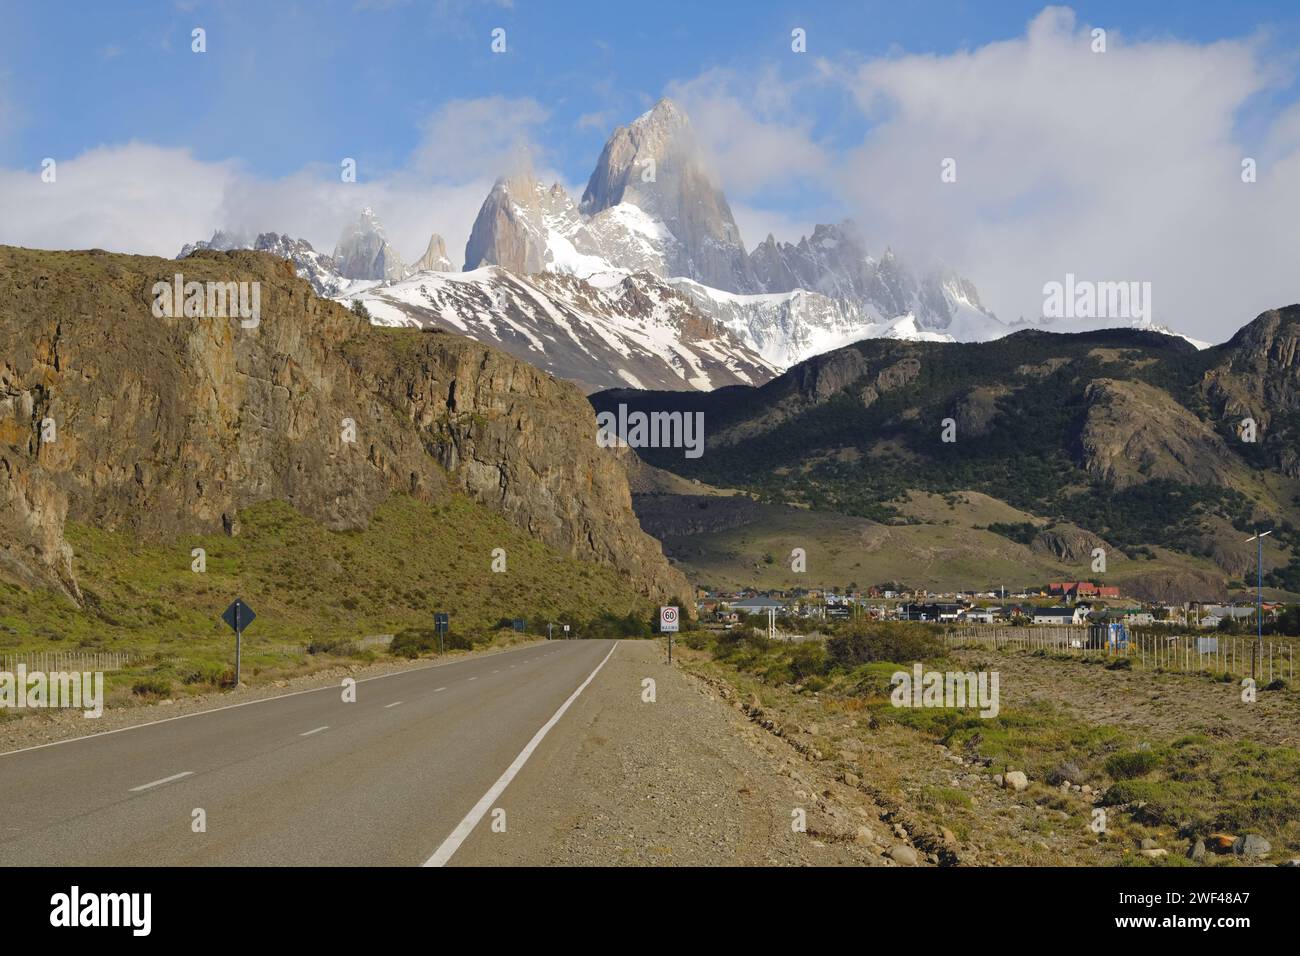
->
xmin=1032 ymin=606 xmax=1088 ymax=625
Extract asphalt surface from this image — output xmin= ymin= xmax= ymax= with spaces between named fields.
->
xmin=0 ymin=639 xmax=618 ymax=866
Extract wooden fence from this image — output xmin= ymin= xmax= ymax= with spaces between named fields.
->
xmin=0 ymin=651 xmax=139 ymax=673
xmin=942 ymin=626 xmax=1297 ymax=683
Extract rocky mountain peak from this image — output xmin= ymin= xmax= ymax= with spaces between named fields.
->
xmin=333 ymin=207 xmax=406 ymax=281
xmin=578 ymin=98 xmax=757 ymax=293
xmin=412 ymin=232 xmax=454 ymax=273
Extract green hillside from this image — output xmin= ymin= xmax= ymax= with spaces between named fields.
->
xmin=0 ymin=493 xmax=654 ymax=689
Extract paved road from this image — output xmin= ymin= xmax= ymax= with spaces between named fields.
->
xmin=0 ymin=640 xmax=618 ymax=866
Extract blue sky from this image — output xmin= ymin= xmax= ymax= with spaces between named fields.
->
xmin=4 ymin=1 xmax=1298 ymax=184
xmin=2 ymin=1 xmax=1299 ymax=341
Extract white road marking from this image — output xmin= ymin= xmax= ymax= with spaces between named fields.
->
xmin=435 ymin=687 xmax=447 ymax=693
xmin=130 ymin=771 xmax=194 ymax=793
xmin=424 ymin=641 xmax=619 ymax=867
xmin=0 ymin=641 xmax=549 ymax=759
xmin=385 ymin=701 xmax=404 ymax=709
xmin=299 ymin=726 xmax=329 ymax=737
xmin=467 ymin=677 xmax=477 ymax=682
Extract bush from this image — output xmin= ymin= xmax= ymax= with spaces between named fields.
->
xmin=132 ymin=677 xmax=172 ymax=697
xmin=680 ymin=631 xmax=712 ymax=651
xmin=826 ymin=621 xmax=942 ymax=669
xmin=1104 ymin=749 xmax=1161 ymax=780
xmin=179 ymin=662 xmax=231 ymax=686
xmin=306 ymin=636 xmax=360 ymax=656
xmin=390 ymin=628 xmax=474 ymax=658
xmin=787 ymin=642 xmax=828 ymax=681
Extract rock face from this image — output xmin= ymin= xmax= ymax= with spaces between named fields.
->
xmin=580 ymin=99 xmax=757 ymax=294
xmin=464 ymin=172 xmax=563 ymax=275
xmin=0 ymin=245 xmax=691 ymax=608
xmin=1079 ymin=379 xmax=1238 ymax=489
xmin=411 ymin=233 xmax=453 ymax=273
xmin=1202 ymin=306 xmax=1300 ymax=476
xmin=333 ymin=207 xmax=406 ymax=281
xmin=1031 ymin=526 xmax=1110 ymax=563
xmin=464 ymin=170 xmax=677 ymax=279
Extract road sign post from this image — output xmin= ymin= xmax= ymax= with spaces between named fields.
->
xmin=434 ymin=612 xmax=449 ymax=654
xmin=660 ymin=606 xmax=679 ymax=662
xmin=221 ymin=598 xmax=256 ymax=687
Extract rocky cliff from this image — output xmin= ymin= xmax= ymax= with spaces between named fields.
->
xmin=0 ymin=245 xmax=691 ymax=608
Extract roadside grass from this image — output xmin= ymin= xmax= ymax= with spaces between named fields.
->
xmin=0 ymin=492 xmax=653 ymax=704
xmin=683 ymin=621 xmax=1300 ymax=862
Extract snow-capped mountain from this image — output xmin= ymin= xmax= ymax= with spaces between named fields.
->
xmin=580 ymin=98 xmax=758 ymax=293
xmin=460 ymin=100 xmax=1013 ymax=366
xmin=342 ymin=267 xmax=775 ymax=393
xmin=177 ymin=98 xmax=1207 ymax=397
xmin=178 ymin=230 xmax=360 ymax=297
xmin=464 ymin=170 xmax=679 ymax=279
xmin=333 ymin=207 xmax=406 ymax=281
xmin=411 ymin=232 xmax=454 ymax=273
xmin=178 ymin=214 xmax=450 ymax=297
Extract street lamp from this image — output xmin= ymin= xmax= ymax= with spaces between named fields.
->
xmin=1245 ymin=529 xmax=1272 ymax=680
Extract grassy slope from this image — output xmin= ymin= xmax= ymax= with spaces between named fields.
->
xmin=0 ymin=492 xmax=652 ymax=688
xmin=656 ymin=489 xmax=1233 ymax=593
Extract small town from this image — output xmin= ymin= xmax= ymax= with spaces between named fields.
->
xmin=697 ymin=581 xmax=1282 ymax=631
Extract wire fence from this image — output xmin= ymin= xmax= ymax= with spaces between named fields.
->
xmin=942 ymin=626 xmax=1297 ymax=683
xmin=0 ymin=651 xmax=140 ymax=673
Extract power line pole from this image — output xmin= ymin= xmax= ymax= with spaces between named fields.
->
xmin=1245 ymin=529 xmax=1272 ymax=681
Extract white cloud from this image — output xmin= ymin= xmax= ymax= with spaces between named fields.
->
xmin=665 ymin=67 xmax=832 ymax=196
xmin=0 ymin=144 xmax=235 ymax=255
xmin=412 ymin=96 xmax=549 ymax=181
xmin=0 ymin=96 xmax=553 ymax=271
xmin=832 ymin=6 xmax=1300 ymax=340
xmin=730 ymin=202 xmax=815 ymax=249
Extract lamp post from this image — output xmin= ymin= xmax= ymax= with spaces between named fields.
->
xmin=1245 ymin=529 xmax=1272 ymax=680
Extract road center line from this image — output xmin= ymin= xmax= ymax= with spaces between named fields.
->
xmin=129 ymin=771 xmax=193 ymax=793
xmin=385 ymin=701 xmax=404 ymax=709
xmin=423 ymin=641 xmax=619 ymax=868
xmin=299 ymin=726 xmax=329 ymax=737
xmin=435 ymin=687 xmax=447 ymax=692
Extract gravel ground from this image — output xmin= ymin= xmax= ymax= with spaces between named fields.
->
xmin=452 ymin=639 xmax=901 ymax=866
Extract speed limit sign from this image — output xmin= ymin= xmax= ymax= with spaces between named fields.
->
xmin=659 ymin=606 xmax=679 ymax=633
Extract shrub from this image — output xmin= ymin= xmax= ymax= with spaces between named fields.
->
xmin=390 ymin=628 xmax=473 ymax=658
xmin=787 ymin=641 xmax=829 ymax=681
xmin=179 ymin=662 xmax=231 ymax=686
xmin=1104 ymin=749 xmax=1161 ymax=780
xmin=307 ymin=636 xmax=360 ymax=656
xmin=827 ymin=621 xmax=941 ymax=669
xmin=132 ymin=677 xmax=172 ymax=697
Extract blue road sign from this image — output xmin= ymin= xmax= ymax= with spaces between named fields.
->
xmin=222 ymin=598 xmax=256 ymax=633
